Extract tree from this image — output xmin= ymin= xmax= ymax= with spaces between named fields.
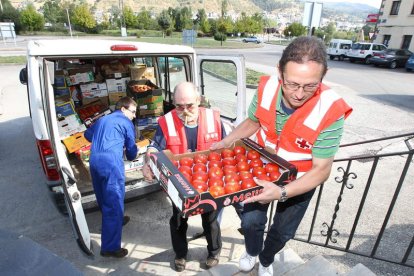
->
xmin=197 ymin=9 xmax=211 ymax=34
xmin=157 ymin=10 xmax=172 ymax=37
xmin=137 ymin=8 xmax=154 ymax=30
xmin=0 ymin=0 xmax=22 ymax=33
xmin=42 ymin=0 xmax=65 ymax=25
xmin=108 ymin=5 xmax=122 ymax=28
xmin=122 ymin=6 xmax=137 ymax=28
xmin=71 ymin=3 xmax=96 ymax=32
xmin=284 ymin=22 xmax=306 ymax=37
xmin=19 ymin=4 xmax=45 ymax=32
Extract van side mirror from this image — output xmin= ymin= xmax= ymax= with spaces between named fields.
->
xmin=19 ymin=67 xmax=28 ymax=85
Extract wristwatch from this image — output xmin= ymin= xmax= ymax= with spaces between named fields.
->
xmin=278 ymin=185 xmax=288 ymax=202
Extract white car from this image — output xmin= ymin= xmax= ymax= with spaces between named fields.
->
xmin=242 ymin=36 xmax=262 ymax=44
xmin=347 ymin=42 xmax=387 ymax=64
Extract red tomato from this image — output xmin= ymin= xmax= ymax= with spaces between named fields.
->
xmin=223 ymin=165 xmax=237 ymax=175
xmin=221 ymin=148 xmax=235 ymax=158
xmin=208 ymin=167 xmax=224 ymax=179
xmin=192 ymin=179 xmax=208 ymax=193
xmin=193 ymin=163 xmax=207 ymax=173
xmin=224 ymin=182 xmax=241 ymax=194
xmin=247 ymin=150 xmax=260 ymax=160
xmin=192 ymin=171 xmax=208 ymax=182
xmin=239 ymin=171 xmax=253 ymax=180
xmin=209 ymin=185 xmax=225 ymax=197
xmin=252 ymin=167 xmax=266 ymax=177
xmin=222 ymin=157 xmax=237 ymax=166
xmin=237 ymin=161 xmax=250 ymax=172
xmin=265 ymin=163 xmax=279 ymax=173
xmin=249 ymin=158 xmax=264 ymax=169
xmin=179 ymin=165 xmax=192 ymax=176
xmin=181 ymin=172 xmax=192 ymax=182
xmin=208 ymin=160 xmax=223 ymax=168
xmin=241 ymin=178 xmax=257 ymax=190
xmin=235 ymin=153 xmax=248 ymax=163
xmin=269 ymin=171 xmax=281 ymax=181
xmin=224 ymin=172 xmax=240 ymax=184
xmin=172 ymin=159 xmax=179 ymax=167
xmin=194 ymin=153 xmax=208 ymax=164
xmin=208 ymin=177 xmax=224 ymax=187
xmin=233 ymin=146 xmax=246 ymax=155
xmin=208 ymin=151 xmax=221 ymax=161
xmin=179 ymin=157 xmax=194 ymax=167
xmin=257 ymin=174 xmax=271 ymax=181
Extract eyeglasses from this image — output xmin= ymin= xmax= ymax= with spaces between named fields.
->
xmin=282 ymin=80 xmax=320 ymax=93
xmin=127 ymin=108 xmax=136 ymax=114
xmin=175 ymin=103 xmax=196 ymax=111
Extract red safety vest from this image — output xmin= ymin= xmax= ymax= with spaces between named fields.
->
xmin=255 ymin=75 xmax=353 ymax=176
xmin=158 ymin=107 xmax=222 ymax=154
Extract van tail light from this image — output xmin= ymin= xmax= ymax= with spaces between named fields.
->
xmin=37 ymin=139 xmax=60 ymax=181
xmin=110 ymin=45 xmax=137 ymax=51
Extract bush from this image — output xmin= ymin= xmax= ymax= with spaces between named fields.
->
xmin=166 ymin=29 xmax=172 ymax=36
xmin=213 ymin=32 xmax=227 ymax=42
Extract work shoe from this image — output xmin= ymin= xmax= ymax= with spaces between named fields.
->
xmin=239 ymin=251 xmax=257 ymax=271
xmin=100 ymin=248 xmax=128 ymax=258
xmin=258 ymin=262 xmax=273 ymax=276
xmin=174 ymin=257 xmax=186 ymax=272
xmin=206 ymin=255 xmax=220 ymax=268
xmin=123 ymin=216 xmax=130 ymax=226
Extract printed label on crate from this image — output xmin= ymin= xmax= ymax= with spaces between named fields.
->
xmin=168 ymin=178 xmax=182 ymax=209
xmin=56 ymin=101 xmax=76 ymax=117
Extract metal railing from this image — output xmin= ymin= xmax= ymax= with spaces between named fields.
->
xmin=287 ymin=132 xmax=414 ymax=267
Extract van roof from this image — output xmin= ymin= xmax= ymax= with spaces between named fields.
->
xmin=27 ymin=39 xmax=196 ymax=56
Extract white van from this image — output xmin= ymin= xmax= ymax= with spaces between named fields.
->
xmin=327 ymin=39 xmax=352 ymax=61
xmin=19 ymin=39 xmax=247 ymax=255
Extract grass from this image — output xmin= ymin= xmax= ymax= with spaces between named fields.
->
xmin=203 ymin=62 xmax=262 ymax=86
xmin=0 ymin=56 xmax=26 ymax=64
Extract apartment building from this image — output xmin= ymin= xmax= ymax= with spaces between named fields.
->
xmin=375 ymin=0 xmax=414 ymax=51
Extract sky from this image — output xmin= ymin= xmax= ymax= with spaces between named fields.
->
xmin=319 ymin=0 xmax=382 ymax=9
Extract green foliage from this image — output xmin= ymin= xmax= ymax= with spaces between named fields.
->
xmin=0 ymin=0 xmax=21 ymax=33
xmin=217 ymin=17 xmax=233 ymax=34
xmin=137 ymin=9 xmax=156 ymax=30
xmin=123 ymin=6 xmax=137 ymax=28
xmin=42 ymin=0 xmax=65 ymax=25
xmin=214 ymin=32 xmax=227 ymax=42
xmin=72 ymin=3 xmax=96 ymax=32
xmin=157 ymin=10 xmax=172 ymax=37
xmin=284 ymin=22 xmax=306 ymax=37
xmin=19 ymin=4 xmax=45 ymax=32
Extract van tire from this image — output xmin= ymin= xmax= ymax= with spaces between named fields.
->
xmin=364 ymin=56 xmax=372 ymax=65
xmin=329 ymin=55 xmax=335 ymax=60
xmin=339 ymin=55 xmax=345 ymax=61
xmin=389 ymin=61 xmax=397 ymax=69
xmin=350 ymin=58 xmax=355 ymax=63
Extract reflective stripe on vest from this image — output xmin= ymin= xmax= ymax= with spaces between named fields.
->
xmin=165 ymin=112 xmax=177 ymax=137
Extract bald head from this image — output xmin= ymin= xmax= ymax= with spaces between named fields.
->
xmin=173 ymin=82 xmax=199 ymax=102
xmin=173 ymin=82 xmax=201 ymax=125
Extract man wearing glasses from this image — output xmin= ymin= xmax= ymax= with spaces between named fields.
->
xmin=142 ymin=82 xmax=224 ymax=272
xmin=85 ymin=96 xmax=138 ymax=258
xmin=211 ymin=36 xmax=352 ymax=276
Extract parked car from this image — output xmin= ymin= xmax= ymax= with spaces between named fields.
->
xmin=327 ymin=39 xmax=352 ymax=61
xmin=242 ymin=36 xmax=262 ymax=44
xmin=347 ymin=42 xmax=387 ymax=64
xmin=368 ymin=49 xmax=413 ymax=69
xmin=405 ymin=54 xmax=414 ymax=72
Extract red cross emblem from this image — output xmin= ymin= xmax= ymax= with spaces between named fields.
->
xmin=295 ymin=138 xmax=312 ymax=149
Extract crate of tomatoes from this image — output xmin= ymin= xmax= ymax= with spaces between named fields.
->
xmin=149 ymin=138 xmax=297 ymax=218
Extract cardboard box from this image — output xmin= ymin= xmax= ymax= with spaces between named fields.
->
xmin=127 ymin=79 xmax=164 ymax=99
xmin=108 ymin=92 xmax=127 ymax=105
xmin=137 ymin=106 xmax=163 ymax=117
xmin=80 ymin=82 xmax=108 ymax=98
xmin=57 ymin=114 xmax=87 ymax=139
xmin=124 ymin=154 xmax=145 ymax=172
xmin=149 ymin=139 xmax=297 ymax=218
xmin=82 ymin=96 xmax=109 ymax=107
xmin=138 ymin=101 xmax=163 ymax=111
xmin=54 ymin=75 xmax=67 ymax=88
xmin=83 ymin=109 xmax=112 ymax=128
xmin=62 ymin=132 xmax=91 ymax=153
xmin=135 ymin=95 xmax=163 ymax=105
xmin=77 ymin=100 xmax=110 ymax=121
xmin=65 ymin=71 xmax=94 ymax=86
xmin=106 ymin=77 xmax=130 ymax=93
xmin=56 ymin=101 xmax=76 ymax=118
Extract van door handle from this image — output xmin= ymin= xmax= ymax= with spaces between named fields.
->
xmin=62 ymin=166 xmax=77 ymax=186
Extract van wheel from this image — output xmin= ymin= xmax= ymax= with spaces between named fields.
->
xmin=350 ymin=58 xmax=355 ymax=63
xmin=364 ymin=56 xmax=372 ymax=65
xmin=389 ymin=61 xmax=397 ymax=69
xmin=339 ymin=55 xmax=345 ymax=61
xmin=329 ymin=55 xmax=335 ymax=60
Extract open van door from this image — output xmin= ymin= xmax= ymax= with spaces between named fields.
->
xmin=196 ymin=55 xmax=249 ymax=132
xmin=43 ymin=61 xmax=93 ymax=255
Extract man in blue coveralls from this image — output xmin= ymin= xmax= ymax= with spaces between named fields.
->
xmin=85 ymin=96 xmax=138 ymax=258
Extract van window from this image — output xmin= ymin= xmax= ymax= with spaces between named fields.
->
xmin=200 ymin=60 xmax=238 ymax=120
xmin=352 ymin=43 xmax=362 ymax=50
xmin=340 ymin=43 xmax=351 ymax=49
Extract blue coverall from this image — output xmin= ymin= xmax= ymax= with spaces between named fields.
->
xmin=84 ymin=110 xmax=137 ymax=252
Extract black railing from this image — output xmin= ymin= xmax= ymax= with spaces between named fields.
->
xmin=281 ymin=132 xmax=414 ymax=267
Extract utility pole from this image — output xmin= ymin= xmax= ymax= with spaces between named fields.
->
xmin=66 ymin=9 xmax=73 ymax=38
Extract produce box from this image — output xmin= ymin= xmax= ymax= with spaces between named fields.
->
xmin=62 ymin=132 xmax=91 ymax=153
xmin=83 ymin=109 xmax=112 ymax=128
xmin=76 ymin=100 xmax=109 ymax=121
xmin=138 ymin=101 xmax=163 ymax=111
xmin=135 ymin=95 xmax=163 ymax=105
xmin=108 ymin=92 xmax=127 ymax=105
xmin=57 ymin=114 xmax=86 ymax=139
xmin=80 ymin=82 xmax=108 ymax=98
xmin=56 ymin=101 xmax=76 ymax=117
xmin=149 ymin=138 xmax=297 ymax=218
xmin=127 ymin=79 xmax=163 ymax=99
xmin=106 ymin=77 xmax=130 ymax=93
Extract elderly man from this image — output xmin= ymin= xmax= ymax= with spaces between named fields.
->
xmin=142 ymin=82 xmax=224 ymax=272
xmin=211 ymin=36 xmax=352 ymax=276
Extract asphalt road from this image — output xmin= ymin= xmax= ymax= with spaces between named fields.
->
xmin=0 ymin=39 xmax=413 ymax=275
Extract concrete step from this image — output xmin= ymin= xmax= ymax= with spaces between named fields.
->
xmin=284 ymin=255 xmax=338 ymax=276
xmin=344 ymin=263 xmax=377 ymax=276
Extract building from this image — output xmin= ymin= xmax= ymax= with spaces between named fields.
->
xmin=375 ymin=0 xmax=414 ymax=51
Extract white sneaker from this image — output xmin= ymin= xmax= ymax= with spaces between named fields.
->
xmin=239 ymin=251 xmax=256 ymax=271
xmin=258 ymin=262 xmax=273 ymax=276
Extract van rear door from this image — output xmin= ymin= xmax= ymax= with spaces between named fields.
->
xmin=196 ymin=55 xmax=248 ymax=131
xmin=43 ymin=60 xmax=92 ymax=255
